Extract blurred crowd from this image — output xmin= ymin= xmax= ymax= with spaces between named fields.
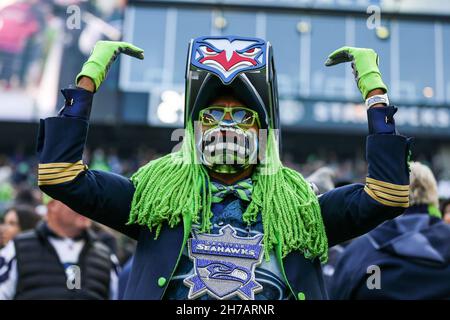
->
xmin=0 ymin=143 xmax=450 ymax=299
xmin=0 ymin=147 xmax=153 ymax=265
xmin=0 ymin=0 xmax=126 ymax=91
xmin=0 ymin=147 xmax=449 ymax=298
xmin=1 ymin=145 xmax=450 ymax=228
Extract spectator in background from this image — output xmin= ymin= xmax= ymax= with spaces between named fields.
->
xmin=91 ymin=222 xmax=118 ymax=256
xmin=440 ymin=199 xmax=450 ymax=224
xmin=14 ymin=187 xmax=40 ymax=207
xmin=0 ymin=198 xmax=119 ymax=299
xmin=329 ymin=162 xmax=450 ymax=299
xmin=0 ymin=205 xmax=41 ymax=248
xmin=0 ymin=1 xmax=39 ymax=89
xmin=0 ymin=165 xmax=14 ymax=212
xmin=306 ymin=166 xmax=335 ymax=195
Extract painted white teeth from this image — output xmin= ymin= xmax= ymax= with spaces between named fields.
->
xmin=204 ymin=142 xmax=247 ymax=154
xmin=200 ymin=126 xmax=257 ymax=166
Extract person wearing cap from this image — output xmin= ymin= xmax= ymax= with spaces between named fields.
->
xmin=329 ymin=162 xmax=450 ymax=299
xmin=37 ymin=38 xmax=411 ymax=300
xmin=0 ymin=197 xmax=119 ymax=300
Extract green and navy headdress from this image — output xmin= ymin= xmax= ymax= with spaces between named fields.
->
xmin=128 ymin=35 xmax=328 ymax=262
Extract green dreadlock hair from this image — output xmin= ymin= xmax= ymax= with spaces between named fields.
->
xmin=127 ymin=123 xmax=329 ymax=262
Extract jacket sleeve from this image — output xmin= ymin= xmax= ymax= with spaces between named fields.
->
xmin=37 ymin=89 xmax=140 ymax=240
xmin=328 ymin=239 xmax=367 ymax=300
xmin=319 ymin=107 xmax=411 ymax=247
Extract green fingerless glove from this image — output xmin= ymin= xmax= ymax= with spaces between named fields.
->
xmin=76 ymin=41 xmax=144 ymax=92
xmin=325 ymin=46 xmax=387 ymax=99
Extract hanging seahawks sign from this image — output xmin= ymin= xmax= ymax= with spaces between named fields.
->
xmin=184 ymin=224 xmax=264 ymax=300
xmin=190 ymin=36 xmax=267 ymax=84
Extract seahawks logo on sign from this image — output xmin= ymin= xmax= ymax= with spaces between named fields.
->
xmin=190 ymin=36 xmax=267 ymax=84
xmin=184 ymin=224 xmax=264 ymax=300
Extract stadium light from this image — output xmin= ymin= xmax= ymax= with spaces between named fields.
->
xmin=214 ymin=16 xmax=227 ymax=30
xmin=423 ymin=86 xmax=434 ymax=98
xmin=156 ymin=90 xmax=184 ymax=124
xmin=375 ymin=26 xmax=390 ymax=40
xmin=297 ymin=21 xmax=311 ymax=34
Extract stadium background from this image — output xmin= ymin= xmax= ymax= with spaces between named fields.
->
xmin=1 ymin=0 xmax=450 ymax=217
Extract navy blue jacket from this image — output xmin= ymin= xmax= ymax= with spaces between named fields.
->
xmin=329 ymin=205 xmax=450 ymax=299
xmin=37 ymin=88 xmax=411 ymax=300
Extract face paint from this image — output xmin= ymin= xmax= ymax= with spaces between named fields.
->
xmin=197 ymin=122 xmax=258 ymax=174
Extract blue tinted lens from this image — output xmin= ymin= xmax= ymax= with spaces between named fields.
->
xmin=202 ymin=108 xmax=224 ymax=124
xmin=232 ymin=109 xmax=254 ymax=125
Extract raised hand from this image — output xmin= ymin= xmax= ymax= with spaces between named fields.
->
xmin=76 ymin=41 xmax=144 ymax=92
xmin=325 ymin=46 xmax=387 ymax=99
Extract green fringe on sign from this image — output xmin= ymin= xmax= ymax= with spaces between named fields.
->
xmin=127 ymin=123 xmax=328 ymax=263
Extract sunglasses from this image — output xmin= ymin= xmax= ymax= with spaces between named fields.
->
xmin=199 ymin=106 xmax=260 ymax=128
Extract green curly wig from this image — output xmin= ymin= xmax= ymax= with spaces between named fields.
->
xmin=127 ymin=123 xmax=328 ymax=262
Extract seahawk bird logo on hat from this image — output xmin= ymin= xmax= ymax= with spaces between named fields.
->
xmin=191 ymin=36 xmax=267 ymax=84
